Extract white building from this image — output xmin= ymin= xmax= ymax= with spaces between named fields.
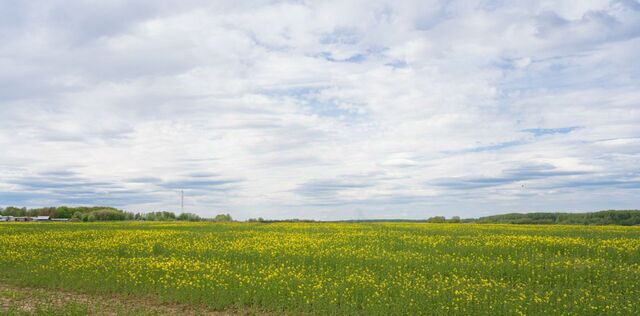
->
xmin=32 ymin=216 xmax=50 ymax=222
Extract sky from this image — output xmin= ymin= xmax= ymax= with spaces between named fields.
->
xmin=1 ymin=0 xmax=639 ymax=220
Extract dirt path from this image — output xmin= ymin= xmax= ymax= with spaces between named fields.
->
xmin=0 ymin=283 xmax=267 ymax=315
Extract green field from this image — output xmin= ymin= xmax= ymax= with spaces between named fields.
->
xmin=1 ymin=222 xmax=639 ymax=315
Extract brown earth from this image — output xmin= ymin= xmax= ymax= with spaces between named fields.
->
xmin=0 ymin=282 xmax=275 ymax=315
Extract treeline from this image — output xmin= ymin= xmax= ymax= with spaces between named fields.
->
xmin=0 ymin=206 xmax=120 ymax=219
xmin=365 ymin=211 xmax=640 ymax=226
xmin=255 ymin=211 xmax=640 ymax=226
xmin=0 ymin=206 xmax=233 ymax=222
xmin=474 ymin=210 xmax=640 ymax=226
xmin=4 ymin=206 xmax=639 ymax=225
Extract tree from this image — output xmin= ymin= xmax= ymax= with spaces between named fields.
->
xmin=214 ymin=214 xmax=233 ymax=222
xmin=178 ymin=213 xmax=201 ymax=221
xmin=426 ymin=216 xmax=446 ymax=223
xmin=1 ymin=207 xmax=27 ymax=217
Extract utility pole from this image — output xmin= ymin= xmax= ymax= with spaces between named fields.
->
xmin=181 ymin=190 xmax=184 ymax=214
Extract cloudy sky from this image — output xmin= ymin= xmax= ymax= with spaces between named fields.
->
xmin=1 ymin=0 xmax=639 ymax=220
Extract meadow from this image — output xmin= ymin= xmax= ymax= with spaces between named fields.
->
xmin=0 ymin=222 xmax=639 ymax=315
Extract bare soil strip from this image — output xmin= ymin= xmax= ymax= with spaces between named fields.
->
xmin=0 ymin=283 xmax=268 ymax=315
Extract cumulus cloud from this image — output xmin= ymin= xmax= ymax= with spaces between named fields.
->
xmin=0 ymin=0 xmax=639 ymax=219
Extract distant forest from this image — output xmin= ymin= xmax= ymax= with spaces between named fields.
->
xmin=336 ymin=210 xmax=640 ymax=226
xmin=472 ymin=210 xmax=640 ymax=226
xmin=1 ymin=206 xmax=639 ymax=225
xmin=0 ymin=206 xmax=232 ymax=222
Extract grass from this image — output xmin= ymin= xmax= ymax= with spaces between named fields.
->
xmin=0 ymin=222 xmax=639 ymax=315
